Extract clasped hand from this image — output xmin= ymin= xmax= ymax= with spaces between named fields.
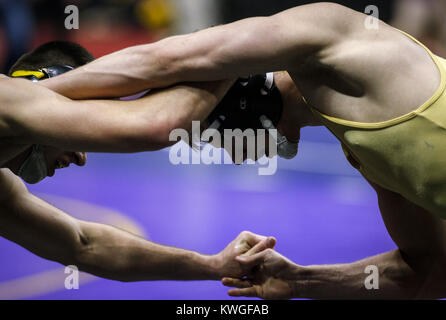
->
xmin=215 ymin=231 xmax=300 ymax=300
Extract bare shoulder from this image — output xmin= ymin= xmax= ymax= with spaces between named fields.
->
xmin=0 ymin=75 xmax=48 ymax=102
xmin=272 ymin=2 xmax=375 ymax=65
xmin=0 ymin=77 xmax=26 ymax=137
xmin=0 ymin=168 xmax=27 ymax=204
xmin=279 ymin=2 xmax=363 ymax=23
xmin=0 ymin=76 xmax=57 ymax=135
xmin=0 ymin=76 xmax=58 ymax=104
xmin=356 ymin=24 xmax=440 ymax=117
xmin=303 ymin=14 xmax=440 ymax=122
xmin=0 ymin=77 xmax=17 ymax=135
xmin=0 ymin=76 xmax=31 ymax=110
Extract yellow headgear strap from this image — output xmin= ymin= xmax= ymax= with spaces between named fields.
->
xmin=11 ymin=70 xmax=45 ymax=79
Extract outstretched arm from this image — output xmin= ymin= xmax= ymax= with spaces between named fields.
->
xmin=0 ymin=169 xmax=274 ymax=282
xmin=41 ymin=3 xmax=359 ymax=99
xmin=0 ymin=77 xmax=233 ymax=153
xmin=223 ymin=248 xmax=446 ymax=299
xmin=224 ymin=183 xmax=446 ymax=299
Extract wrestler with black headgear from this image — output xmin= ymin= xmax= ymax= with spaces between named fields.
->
xmin=0 ymin=41 xmax=276 ymax=283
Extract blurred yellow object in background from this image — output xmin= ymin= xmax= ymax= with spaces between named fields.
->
xmin=135 ymin=0 xmax=175 ymax=30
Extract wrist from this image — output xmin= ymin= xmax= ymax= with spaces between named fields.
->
xmin=206 ymin=253 xmax=225 ymax=280
xmin=288 ymin=265 xmax=312 ymax=299
xmin=189 ymin=252 xmax=221 ymax=280
xmin=292 ymin=264 xmax=355 ymax=299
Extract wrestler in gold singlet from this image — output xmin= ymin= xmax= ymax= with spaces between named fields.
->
xmin=310 ymin=31 xmax=446 ymax=218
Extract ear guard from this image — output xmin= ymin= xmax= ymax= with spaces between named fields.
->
xmin=206 ymin=73 xmax=298 ymax=159
xmin=11 ymin=65 xmax=74 ymax=184
xmin=11 ymin=65 xmax=74 ymax=82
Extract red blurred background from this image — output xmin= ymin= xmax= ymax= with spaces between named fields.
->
xmin=2 ymin=0 xmax=446 ymax=74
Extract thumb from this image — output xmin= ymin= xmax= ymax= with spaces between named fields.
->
xmin=266 ymin=236 xmax=276 ymax=249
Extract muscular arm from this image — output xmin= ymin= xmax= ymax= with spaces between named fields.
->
xmin=226 ymin=182 xmax=446 ymax=299
xmin=296 ymin=183 xmax=446 ymax=299
xmin=0 ymin=77 xmax=233 ymax=153
xmin=41 ymin=3 xmax=357 ymax=99
xmin=0 ymin=169 xmax=271 ymax=282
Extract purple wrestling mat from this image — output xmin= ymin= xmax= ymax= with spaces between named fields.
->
xmin=0 ymin=127 xmax=395 ymax=299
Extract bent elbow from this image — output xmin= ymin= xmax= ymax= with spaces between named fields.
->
xmin=149 ymin=116 xmax=186 ymax=150
xmin=129 ymin=117 xmax=179 ymax=152
xmin=65 ymin=225 xmax=93 ymax=267
xmin=394 ymin=250 xmax=446 ymax=298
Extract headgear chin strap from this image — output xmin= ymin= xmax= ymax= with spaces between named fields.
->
xmin=260 ymin=115 xmax=299 ymax=159
xmin=17 ymin=145 xmax=48 ymax=184
xmin=12 ymin=65 xmax=74 ymax=183
xmin=206 ymin=72 xmax=299 ymax=159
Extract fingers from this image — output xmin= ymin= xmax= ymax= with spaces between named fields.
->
xmin=236 ymin=249 xmax=269 ymax=270
xmin=243 ymin=237 xmax=276 ymax=257
xmin=222 ymin=277 xmax=251 ymax=288
xmin=239 ymin=231 xmax=267 ymax=248
xmin=228 ymin=287 xmax=259 ymax=298
xmin=238 ymin=231 xmax=277 ymax=250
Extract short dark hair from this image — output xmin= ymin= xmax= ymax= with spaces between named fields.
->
xmin=8 ymin=41 xmax=94 ymax=76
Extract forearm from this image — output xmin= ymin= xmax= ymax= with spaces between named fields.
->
xmin=10 ymin=78 xmax=233 ymax=153
xmin=41 ymin=28 xmax=263 ymax=100
xmin=1 ymin=188 xmax=222 ymax=283
xmin=155 ymin=79 xmax=235 ymax=135
xmin=42 ymin=3 xmax=350 ymax=100
xmin=74 ymin=222 xmax=221 ymax=282
xmin=40 ymin=45 xmax=176 ymax=99
xmin=296 ymin=250 xmax=446 ymax=299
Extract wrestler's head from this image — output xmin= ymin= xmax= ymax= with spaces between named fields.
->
xmin=202 ymin=72 xmax=300 ymax=164
xmin=7 ymin=41 xmax=94 ymax=184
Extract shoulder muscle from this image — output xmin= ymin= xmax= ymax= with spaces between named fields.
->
xmin=0 ymin=169 xmax=28 ymax=204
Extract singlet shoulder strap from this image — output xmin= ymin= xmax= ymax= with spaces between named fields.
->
xmin=303 ymin=28 xmax=446 ymax=129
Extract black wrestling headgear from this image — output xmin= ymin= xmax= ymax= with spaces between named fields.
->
xmin=11 ymin=65 xmax=74 ymax=82
xmin=206 ymin=73 xmax=298 ymax=159
xmin=207 ymin=73 xmax=283 ymax=132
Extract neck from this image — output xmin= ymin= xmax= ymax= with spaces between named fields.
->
xmin=273 ymin=71 xmax=321 ymax=142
